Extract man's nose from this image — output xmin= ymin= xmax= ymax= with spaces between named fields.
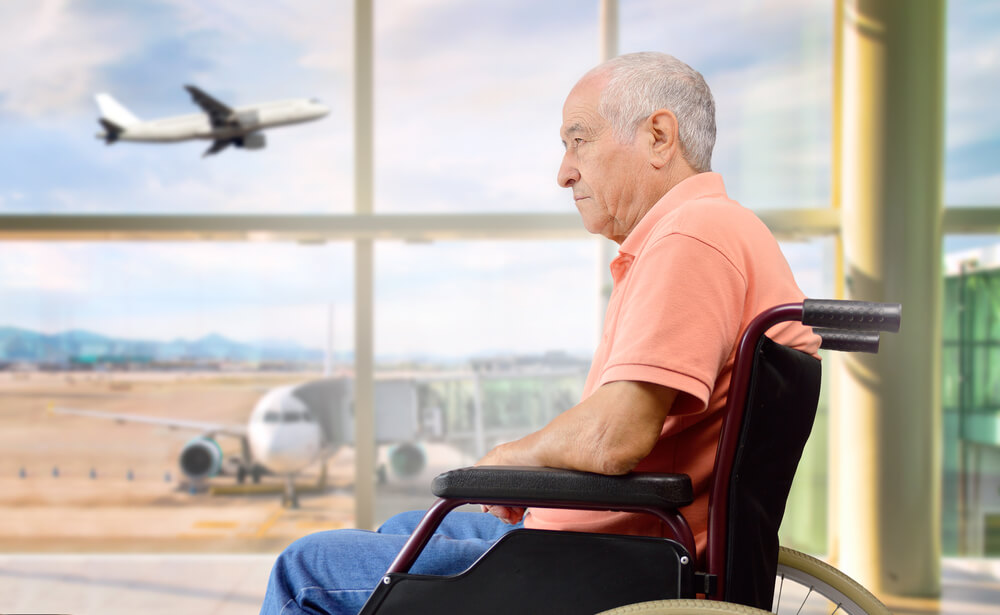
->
xmin=557 ymin=155 xmax=579 ymax=188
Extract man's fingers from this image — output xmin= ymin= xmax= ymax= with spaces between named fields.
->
xmin=482 ymin=505 xmax=526 ymax=524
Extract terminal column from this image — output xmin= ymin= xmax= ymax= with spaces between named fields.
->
xmin=834 ymin=0 xmax=944 ymax=596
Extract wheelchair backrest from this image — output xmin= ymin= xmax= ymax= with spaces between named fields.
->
xmin=722 ymin=335 xmax=821 ymax=607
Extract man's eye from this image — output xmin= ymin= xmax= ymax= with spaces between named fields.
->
xmin=573 ymin=138 xmax=584 ymax=147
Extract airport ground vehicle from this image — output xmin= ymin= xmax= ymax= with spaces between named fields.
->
xmin=358 ymin=300 xmax=899 ymax=615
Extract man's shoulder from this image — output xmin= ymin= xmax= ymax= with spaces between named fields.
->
xmin=652 ymin=196 xmax=767 ymax=244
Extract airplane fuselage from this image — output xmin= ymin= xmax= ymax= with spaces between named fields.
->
xmin=247 ymin=385 xmax=324 ymax=476
xmin=105 ymin=99 xmax=328 ymax=143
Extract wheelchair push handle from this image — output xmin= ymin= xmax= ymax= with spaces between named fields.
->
xmin=815 ymin=328 xmax=880 ymax=353
xmin=802 ymin=299 xmax=901 ymax=332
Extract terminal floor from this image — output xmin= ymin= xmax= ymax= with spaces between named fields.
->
xmin=0 ymin=554 xmax=997 ymax=615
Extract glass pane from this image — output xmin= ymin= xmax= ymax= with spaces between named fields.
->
xmin=373 ymin=0 xmax=598 ymax=213
xmin=776 ymin=237 xmax=835 ymax=555
xmin=0 ymin=2 xmax=352 ymax=213
xmin=373 ymin=240 xmax=598 ymax=522
xmin=0 ymin=242 xmax=356 ymax=552
xmin=946 ymin=1 xmax=1000 ymax=206
xmin=942 ymin=234 xmax=1000 ymax=555
xmin=620 ymin=1 xmax=832 ymax=210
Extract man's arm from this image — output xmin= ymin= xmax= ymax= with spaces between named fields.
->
xmin=476 ymin=380 xmax=677 ymax=522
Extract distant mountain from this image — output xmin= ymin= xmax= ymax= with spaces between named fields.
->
xmin=0 ymin=326 xmax=323 ymax=365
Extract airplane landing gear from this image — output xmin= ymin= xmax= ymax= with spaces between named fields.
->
xmin=282 ymin=476 xmax=300 ymax=509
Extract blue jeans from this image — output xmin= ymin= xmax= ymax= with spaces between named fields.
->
xmin=260 ymin=510 xmax=521 ymax=615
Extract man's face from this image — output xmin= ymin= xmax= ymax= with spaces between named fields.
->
xmin=557 ymin=75 xmax=648 ymax=244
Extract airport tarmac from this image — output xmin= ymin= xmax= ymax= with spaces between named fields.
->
xmin=0 ymin=369 xmax=463 ymax=554
xmin=0 ymin=370 xmax=367 ymax=553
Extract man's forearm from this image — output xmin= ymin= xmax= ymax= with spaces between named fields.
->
xmin=477 ymin=380 xmax=677 ymax=475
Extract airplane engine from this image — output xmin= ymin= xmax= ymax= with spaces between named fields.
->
xmin=240 ymin=133 xmax=266 ymax=150
xmin=387 ymin=441 xmax=426 ymax=480
xmin=179 ymin=437 xmax=223 ymax=480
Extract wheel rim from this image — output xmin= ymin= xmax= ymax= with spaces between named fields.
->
xmin=773 ymin=563 xmax=865 ymax=615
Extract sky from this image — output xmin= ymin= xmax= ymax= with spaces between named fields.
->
xmin=0 ymin=0 xmax=996 ymax=358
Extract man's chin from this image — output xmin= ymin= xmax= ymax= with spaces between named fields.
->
xmin=582 ymin=221 xmax=616 ymax=241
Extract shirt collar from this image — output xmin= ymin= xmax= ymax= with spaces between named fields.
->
xmin=618 ymin=172 xmax=728 ymax=257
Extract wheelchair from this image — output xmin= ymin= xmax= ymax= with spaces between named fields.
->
xmin=359 ymin=299 xmax=900 ymax=615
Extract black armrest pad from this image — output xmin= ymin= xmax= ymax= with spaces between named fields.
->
xmin=432 ymin=466 xmax=693 ymax=510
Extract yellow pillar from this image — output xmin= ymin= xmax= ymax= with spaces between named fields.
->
xmin=835 ymin=0 xmax=944 ymax=596
xmin=353 ymin=0 xmax=376 ymax=530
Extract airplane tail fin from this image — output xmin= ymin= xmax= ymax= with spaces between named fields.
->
xmin=98 ymin=118 xmax=122 ymax=144
xmin=95 ymin=93 xmax=140 ymax=127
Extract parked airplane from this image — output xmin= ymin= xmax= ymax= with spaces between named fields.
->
xmin=49 ymin=378 xmax=453 ymax=508
xmin=51 ymin=369 xmax=585 ymax=506
xmin=94 ymin=85 xmax=329 ymax=157
xmin=53 ymin=382 xmax=331 ymax=508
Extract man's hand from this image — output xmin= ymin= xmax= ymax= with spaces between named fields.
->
xmin=480 ymin=504 xmax=525 ymax=524
xmin=475 ymin=443 xmax=527 ymax=524
xmin=472 ymin=380 xmax=677 ymax=524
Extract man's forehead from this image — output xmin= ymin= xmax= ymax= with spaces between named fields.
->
xmin=560 ymin=75 xmax=606 ymax=136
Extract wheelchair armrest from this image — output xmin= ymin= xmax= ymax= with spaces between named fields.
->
xmin=432 ymin=466 xmax=694 ymax=510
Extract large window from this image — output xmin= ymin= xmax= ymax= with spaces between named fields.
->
xmin=0 ymin=243 xmax=354 ymax=551
xmin=1 ymin=0 xmax=841 ymax=557
xmin=940 ymin=0 xmax=1000 ymax=556
xmin=945 ymin=0 xmax=1000 ymax=207
xmin=372 ymin=240 xmax=599 ymax=521
xmin=777 ymin=237 xmax=836 ymax=554
xmin=620 ymin=0 xmax=833 ymax=210
xmin=373 ymin=0 xmax=598 ymax=213
xmin=0 ymin=2 xmax=353 ymax=214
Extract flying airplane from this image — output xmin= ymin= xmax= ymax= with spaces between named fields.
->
xmin=94 ymin=85 xmax=329 ymax=157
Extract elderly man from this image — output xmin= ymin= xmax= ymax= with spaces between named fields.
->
xmin=260 ymin=52 xmax=817 ymax=615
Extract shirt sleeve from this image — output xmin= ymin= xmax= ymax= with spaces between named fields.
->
xmin=598 ymin=232 xmax=747 ymax=413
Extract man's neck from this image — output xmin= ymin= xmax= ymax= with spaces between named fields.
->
xmin=615 ymin=166 xmax=700 ymax=244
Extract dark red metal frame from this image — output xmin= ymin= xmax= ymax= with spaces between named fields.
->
xmin=385 ymin=496 xmax=696 ymax=576
xmin=383 ymin=302 xmax=809 ymax=602
xmin=704 ymin=302 xmax=804 ymax=599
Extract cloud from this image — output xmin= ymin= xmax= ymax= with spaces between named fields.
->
xmin=82 ymin=301 xmax=351 ymax=349
xmin=0 ymin=0 xmax=136 ymax=117
xmin=0 ymin=241 xmax=356 ymax=347
xmin=945 ymin=172 xmax=1000 ymax=207
xmin=0 ymin=244 xmax=91 ymax=292
xmin=162 ymin=0 xmax=353 ymax=75
xmin=946 ymin=4 xmax=1000 ymax=152
xmin=370 ymin=2 xmax=596 ymax=213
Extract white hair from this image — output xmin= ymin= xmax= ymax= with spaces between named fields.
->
xmin=590 ymin=52 xmax=716 ymax=173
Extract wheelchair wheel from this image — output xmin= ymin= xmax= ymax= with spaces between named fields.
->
xmin=774 ymin=547 xmax=890 ymax=615
xmin=597 ymin=548 xmax=889 ymax=615
xmin=596 ymin=599 xmax=772 ymax=615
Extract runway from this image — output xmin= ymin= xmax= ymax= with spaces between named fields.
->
xmin=0 ymin=484 xmax=356 ymax=553
xmin=0 ymin=370 xmax=361 ymax=553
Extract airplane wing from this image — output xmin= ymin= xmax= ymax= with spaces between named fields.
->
xmin=51 ymin=406 xmax=247 ymax=438
xmin=184 ymin=85 xmax=233 ymax=128
xmin=203 ymin=139 xmax=231 ymax=157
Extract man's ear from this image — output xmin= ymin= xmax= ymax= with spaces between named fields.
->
xmin=647 ymin=109 xmax=680 ymax=169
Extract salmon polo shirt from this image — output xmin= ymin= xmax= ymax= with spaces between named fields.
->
xmin=524 ymin=172 xmax=820 ymax=560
